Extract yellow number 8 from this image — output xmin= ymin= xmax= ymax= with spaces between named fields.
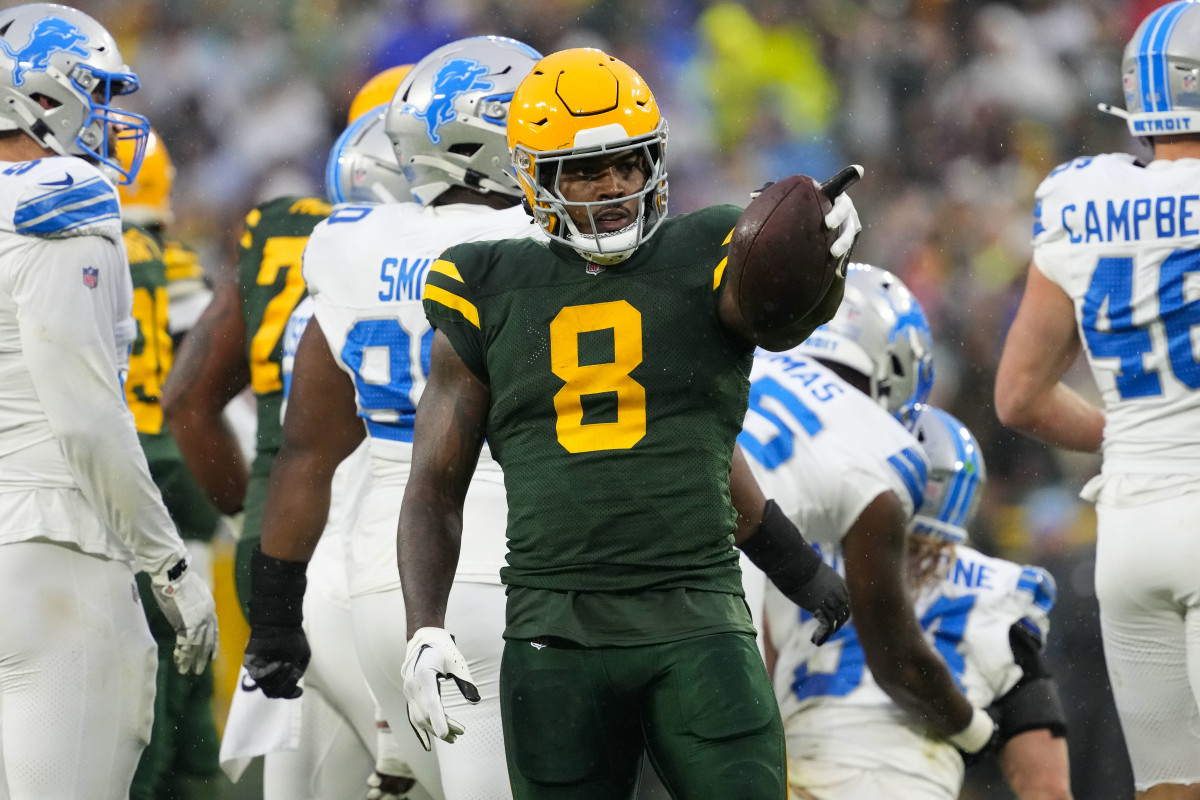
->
xmin=550 ymin=300 xmax=646 ymax=453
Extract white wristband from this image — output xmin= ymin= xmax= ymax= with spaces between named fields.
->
xmin=948 ymin=707 xmax=996 ymax=754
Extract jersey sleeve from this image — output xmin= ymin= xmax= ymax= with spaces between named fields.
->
xmin=2 ymin=158 xmax=122 ymax=243
xmin=703 ymin=204 xmax=743 ymax=296
xmin=422 ymin=243 xmax=488 ymax=382
xmin=7 ymin=233 xmax=186 ymax=575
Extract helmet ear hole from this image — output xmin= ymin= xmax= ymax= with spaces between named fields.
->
xmin=891 ymin=353 xmax=905 ymax=377
xmin=449 ymin=143 xmax=481 ymax=157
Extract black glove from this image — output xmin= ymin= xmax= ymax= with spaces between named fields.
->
xmin=788 ymin=560 xmax=851 ymax=646
xmin=740 ymin=500 xmax=851 ymax=645
xmin=243 ymin=546 xmax=310 ymax=699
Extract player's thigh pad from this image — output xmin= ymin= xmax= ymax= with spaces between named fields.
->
xmin=501 ymin=639 xmax=643 ymax=793
xmin=643 ymin=632 xmax=784 ymax=799
xmin=0 ymin=542 xmax=157 ymax=800
xmin=1095 ymin=496 xmax=1200 ymax=789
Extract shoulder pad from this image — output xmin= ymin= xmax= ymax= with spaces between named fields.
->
xmin=123 ymin=223 xmax=164 ymax=265
xmin=1036 ymin=153 xmax=1138 ymax=200
xmin=1015 ymin=564 xmax=1057 ymax=615
xmin=0 ymin=157 xmax=121 ymax=242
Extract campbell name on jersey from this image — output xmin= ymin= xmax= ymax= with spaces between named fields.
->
xmin=739 ymin=351 xmax=929 ymax=545
xmin=1034 ymin=153 xmax=1200 ymax=472
xmin=303 ymin=201 xmax=542 ymax=595
xmin=767 ymin=545 xmax=1056 ymax=793
xmin=424 ymin=205 xmax=754 ymax=596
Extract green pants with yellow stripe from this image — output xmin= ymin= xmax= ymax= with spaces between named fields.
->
xmin=501 ymin=631 xmax=786 ymax=799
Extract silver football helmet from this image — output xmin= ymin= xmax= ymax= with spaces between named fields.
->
xmin=326 ymin=105 xmax=410 ymax=204
xmin=1100 ymin=0 xmax=1200 ymax=138
xmin=0 ymin=3 xmax=148 ymax=183
xmin=385 ymin=36 xmax=541 ymax=207
xmin=794 ymin=263 xmax=934 ymax=430
xmin=910 ymin=407 xmax=987 ymax=545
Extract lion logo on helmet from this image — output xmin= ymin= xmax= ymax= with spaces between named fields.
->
xmin=0 ymin=17 xmax=90 ymax=87
xmin=406 ymin=58 xmax=493 ymax=145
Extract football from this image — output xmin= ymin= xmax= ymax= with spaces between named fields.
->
xmin=724 ymin=174 xmax=845 ymax=352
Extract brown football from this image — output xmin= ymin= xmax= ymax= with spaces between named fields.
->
xmin=725 ymin=175 xmax=843 ymax=352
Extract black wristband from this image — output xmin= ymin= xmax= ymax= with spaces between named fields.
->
xmin=249 ymin=546 xmax=307 ymax=629
xmin=993 ymin=675 xmax=1068 ymax=742
xmin=739 ymin=500 xmax=822 ymax=598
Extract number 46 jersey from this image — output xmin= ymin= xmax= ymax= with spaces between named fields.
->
xmin=301 ymin=201 xmax=543 ymax=596
xmin=1034 ymin=153 xmax=1200 ymax=473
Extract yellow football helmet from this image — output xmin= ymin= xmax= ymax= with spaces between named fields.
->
xmin=117 ymin=127 xmax=175 ymax=226
xmin=508 ymin=48 xmax=668 ymax=265
xmin=348 ymin=64 xmax=413 ymax=125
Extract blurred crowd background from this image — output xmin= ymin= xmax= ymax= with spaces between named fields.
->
xmin=65 ymin=0 xmax=1164 ymax=796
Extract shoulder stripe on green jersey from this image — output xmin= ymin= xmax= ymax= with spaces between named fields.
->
xmin=712 ymin=227 xmax=734 ymax=289
xmin=427 ymin=259 xmax=480 ymax=328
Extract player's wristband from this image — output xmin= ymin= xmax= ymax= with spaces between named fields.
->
xmin=948 ymin=707 xmax=998 ymax=755
xmin=249 ymin=546 xmax=307 ymax=628
xmin=738 ymin=500 xmax=822 ymax=600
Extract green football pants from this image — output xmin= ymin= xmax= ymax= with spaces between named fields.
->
xmin=501 ymin=631 xmax=786 ymax=800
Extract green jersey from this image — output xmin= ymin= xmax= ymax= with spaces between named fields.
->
xmin=123 ymin=223 xmax=173 ymax=441
xmin=237 ymin=195 xmax=331 ymax=468
xmin=424 ymin=205 xmax=753 ymax=597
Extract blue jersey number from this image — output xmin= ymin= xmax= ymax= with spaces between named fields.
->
xmin=737 ymin=376 xmax=824 ymax=469
xmin=1081 ymin=249 xmax=1200 ymax=399
xmin=339 ymin=318 xmax=433 ymax=440
xmin=791 ymin=593 xmax=976 ymax=701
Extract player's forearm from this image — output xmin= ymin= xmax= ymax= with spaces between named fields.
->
xmin=995 ymin=381 xmax=1103 ymax=453
xmin=864 ymin=632 xmax=975 ymax=736
xmin=397 ymin=481 xmax=462 ymax=635
xmin=259 ymin=443 xmax=335 ymax=563
xmin=167 ymin=405 xmax=248 ymax=514
xmin=1000 ymin=730 xmax=1073 ymax=800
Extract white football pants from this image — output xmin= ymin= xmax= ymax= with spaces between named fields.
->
xmin=0 ymin=541 xmax=157 ymax=800
xmin=1095 ymin=492 xmax=1200 ymax=791
xmin=353 ymin=581 xmax=509 ymax=800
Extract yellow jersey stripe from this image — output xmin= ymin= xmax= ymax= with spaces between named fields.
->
xmin=722 ymin=228 xmax=734 ymax=246
xmin=712 ymin=256 xmax=728 ymax=290
xmin=431 ymin=259 xmax=465 ymax=283
xmin=425 ymin=284 xmax=480 ymax=328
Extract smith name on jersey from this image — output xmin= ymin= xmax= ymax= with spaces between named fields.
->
xmin=302 ymin=200 xmax=542 ymax=597
xmin=1034 ymin=153 xmax=1200 ymax=472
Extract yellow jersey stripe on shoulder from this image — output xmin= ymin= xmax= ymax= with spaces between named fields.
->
xmin=425 ymin=284 xmax=480 ymax=328
xmin=712 ymin=256 xmax=728 ymax=290
xmin=431 ymin=259 xmax=465 ymax=283
xmin=722 ymin=228 xmax=734 ymax=246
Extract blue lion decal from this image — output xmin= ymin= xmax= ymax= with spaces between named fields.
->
xmin=0 ymin=17 xmax=90 ymax=87
xmin=408 ymin=58 xmax=492 ymax=144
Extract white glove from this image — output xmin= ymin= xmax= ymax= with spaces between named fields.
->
xmin=401 ymin=627 xmax=480 ymax=751
xmin=825 ymin=195 xmax=862 ymax=262
xmin=368 ymin=715 xmax=416 ymax=799
xmin=150 ymin=558 xmax=219 ymax=675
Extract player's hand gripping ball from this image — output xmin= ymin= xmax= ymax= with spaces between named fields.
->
xmin=725 ymin=165 xmax=863 ymax=351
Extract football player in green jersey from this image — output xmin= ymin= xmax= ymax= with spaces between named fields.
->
xmin=118 ymin=130 xmax=227 ymax=800
xmin=163 ymin=191 xmax=331 ymax=619
xmin=398 ymin=48 xmax=859 ymax=799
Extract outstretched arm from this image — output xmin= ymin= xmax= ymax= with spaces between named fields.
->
xmin=398 ymin=329 xmax=489 ymax=634
xmin=162 ymin=273 xmax=251 ymax=513
xmin=995 ymin=261 xmax=1103 ymax=452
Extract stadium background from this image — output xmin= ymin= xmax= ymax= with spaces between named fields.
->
xmin=62 ymin=0 xmax=1164 ymax=796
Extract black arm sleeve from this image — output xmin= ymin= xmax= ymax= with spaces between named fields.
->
xmin=991 ymin=622 xmax=1068 ymax=743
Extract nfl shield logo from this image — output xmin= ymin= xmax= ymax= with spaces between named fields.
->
xmin=585 ymin=262 xmax=604 ymax=276
xmin=82 ymin=266 xmax=98 ymax=288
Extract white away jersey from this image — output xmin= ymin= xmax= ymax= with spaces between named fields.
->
xmin=767 ymin=545 xmax=1056 ymax=796
xmin=302 ymin=201 xmax=543 ymax=595
xmin=738 ymin=350 xmax=929 ymax=546
xmin=1034 ymin=153 xmax=1200 ymax=473
xmin=0 ymin=157 xmax=183 ymax=572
